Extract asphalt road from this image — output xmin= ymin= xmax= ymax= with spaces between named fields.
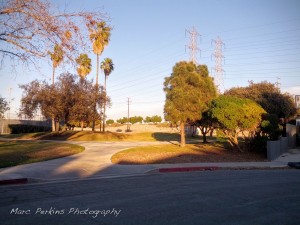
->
xmin=1 ymin=170 xmax=300 ymax=225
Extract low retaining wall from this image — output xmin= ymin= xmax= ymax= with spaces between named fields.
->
xmin=267 ymin=137 xmax=288 ymax=161
xmin=0 ymin=119 xmax=50 ymax=134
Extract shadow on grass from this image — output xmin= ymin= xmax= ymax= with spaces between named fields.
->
xmin=111 ymin=141 xmax=267 ymax=165
xmin=113 ymin=151 xmax=266 ymax=165
xmin=151 ymin=132 xmax=181 ymax=142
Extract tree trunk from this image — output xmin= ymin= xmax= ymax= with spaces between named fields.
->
xmin=180 ymin=121 xmax=186 ymax=147
xmin=52 ymin=65 xmax=55 ymax=86
xmin=81 ymin=120 xmax=84 ymax=131
xmin=203 ymin=132 xmax=207 ymax=143
xmin=92 ymin=53 xmax=100 ymax=132
xmin=51 ymin=116 xmax=55 ymax=132
xmin=51 ymin=66 xmax=56 ymax=132
xmin=102 ymin=75 xmax=107 ymax=132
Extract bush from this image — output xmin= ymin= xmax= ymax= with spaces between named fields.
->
xmin=246 ymin=135 xmax=268 ymax=155
xmin=8 ymin=124 xmax=51 ymax=134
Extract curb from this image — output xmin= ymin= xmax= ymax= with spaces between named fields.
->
xmin=159 ymin=166 xmax=219 ymax=173
xmin=0 ymin=178 xmax=28 ymax=186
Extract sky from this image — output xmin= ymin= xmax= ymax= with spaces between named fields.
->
xmin=1 ymin=0 xmax=300 ymax=120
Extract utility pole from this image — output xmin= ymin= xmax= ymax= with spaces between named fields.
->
xmin=185 ymin=26 xmax=201 ymax=65
xmin=127 ymin=98 xmax=131 ymax=131
xmin=212 ymin=36 xmax=225 ymax=93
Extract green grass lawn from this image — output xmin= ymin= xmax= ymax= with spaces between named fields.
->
xmin=0 ymin=140 xmax=84 ymax=168
xmin=111 ymin=143 xmax=266 ymax=164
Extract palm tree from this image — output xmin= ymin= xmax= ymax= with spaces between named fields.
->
xmin=76 ymin=53 xmax=92 ymax=81
xmin=75 ymin=53 xmax=92 ymax=131
xmin=49 ymin=44 xmax=64 ymax=131
xmin=100 ymin=58 xmax=114 ymax=132
xmin=89 ymin=21 xmax=111 ymax=86
xmin=88 ymin=21 xmax=111 ymax=131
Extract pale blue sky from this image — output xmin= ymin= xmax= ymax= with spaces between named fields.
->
xmin=1 ymin=0 xmax=300 ymax=120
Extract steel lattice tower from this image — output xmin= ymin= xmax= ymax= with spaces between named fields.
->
xmin=186 ymin=26 xmax=200 ymax=65
xmin=212 ymin=36 xmax=225 ymax=93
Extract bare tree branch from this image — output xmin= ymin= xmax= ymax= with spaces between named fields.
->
xmin=0 ymin=0 xmax=108 ymax=67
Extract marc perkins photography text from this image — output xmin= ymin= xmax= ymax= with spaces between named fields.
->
xmin=10 ymin=207 xmax=122 ymax=218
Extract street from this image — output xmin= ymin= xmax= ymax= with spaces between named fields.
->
xmin=1 ymin=170 xmax=300 ymax=225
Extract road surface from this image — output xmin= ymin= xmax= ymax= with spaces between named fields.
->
xmin=1 ymin=170 xmax=300 ymax=225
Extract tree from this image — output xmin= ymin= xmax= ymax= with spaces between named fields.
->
xmin=144 ymin=115 xmax=162 ymax=123
xmin=209 ymin=95 xmax=266 ymax=151
xmin=100 ymin=57 xmax=114 ymax=132
xmin=193 ymin=111 xmax=219 ymax=143
xmin=106 ymin=119 xmax=114 ymax=125
xmin=76 ymin=54 xmax=92 ymax=81
xmin=70 ymin=79 xmax=95 ymax=131
xmin=75 ymin=54 xmax=92 ymax=130
xmin=49 ymin=44 xmax=64 ymax=85
xmin=88 ymin=22 xmax=111 ymax=86
xmin=0 ymin=0 xmax=105 ymax=65
xmin=19 ymin=73 xmax=106 ymax=131
xmin=225 ymin=81 xmax=297 ymax=119
xmin=130 ymin=116 xmax=143 ymax=124
xmin=164 ymin=61 xmax=217 ymax=147
xmin=117 ymin=117 xmax=128 ymax=124
xmin=48 ymin=44 xmax=64 ymax=131
xmin=88 ymin=21 xmax=111 ymax=131
xmin=0 ymin=96 xmax=9 ymax=118
xmin=19 ymin=73 xmax=77 ymax=126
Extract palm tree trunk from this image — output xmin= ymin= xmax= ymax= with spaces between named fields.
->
xmin=92 ymin=54 xmax=100 ymax=132
xmin=51 ymin=66 xmax=55 ymax=132
xmin=102 ymin=75 xmax=107 ymax=132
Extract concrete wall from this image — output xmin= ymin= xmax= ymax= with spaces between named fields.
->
xmin=0 ymin=119 xmax=51 ymax=134
xmin=267 ymin=137 xmax=289 ymax=161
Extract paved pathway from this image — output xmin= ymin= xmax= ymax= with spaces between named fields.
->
xmin=0 ymin=141 xmax=299 ymax=183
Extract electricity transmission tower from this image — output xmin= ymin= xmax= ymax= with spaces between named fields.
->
xmin=127 ymin=97 xmax=131 ymax=131
xmin=275 ymin=77 xmax=281 ymax=89
xmin=185 ymin=26 xmax=200 ymax=65
xmin=212 ymin=36 xmax=225 ymax=93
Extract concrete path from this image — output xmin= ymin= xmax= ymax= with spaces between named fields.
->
xmin=0 ymin=141 xmax=299 ymax=184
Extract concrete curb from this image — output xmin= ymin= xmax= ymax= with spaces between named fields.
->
xmin=159 ymin=166 xmax=219 ymax=173
xmin=156 ymin=165 xmax=290 ymax=173
xmin=0 ymin=178 xmax=28 ymax=185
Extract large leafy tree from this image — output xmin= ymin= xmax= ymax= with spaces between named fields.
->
xmin=192 ymin=111 xmax=219 ymax=143
xmin=75 ymin=53 xmax=93 ymax=130
xmin=100 ymin=57 xmax=114 ymax=132
xmin=209 ymin=95 xmax=266 ymax=151
xmin=19 ymin=73 xmax=77 ymax=124
xmin=0 ymin=96 xmax=9 ymax=118
xmin=19 ymin=73 xmax=106 ymax=130
xmin=225 ymin=81 xmax=297 ymax=119
xmin=0 ymin=0 xmax=105 ymax=65
xmin=70 ymin=79 xmax=95 ymax=131
xmin=164 ymin=61 xmax=217 ymax=147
